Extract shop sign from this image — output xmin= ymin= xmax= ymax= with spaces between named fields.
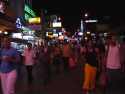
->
xmin=24 ymin=4 xmax=36 ymax=20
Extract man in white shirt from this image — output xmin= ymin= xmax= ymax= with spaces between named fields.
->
xmin=106 ymin=35 xmax=122 ymax=91
xmin=23 ymin=43 xmax=35 ymax=85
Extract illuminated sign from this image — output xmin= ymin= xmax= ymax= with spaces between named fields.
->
xmin=24 ymin=4 xmax=35 ymax=17
xmin=16 ymin=18 xmax=22 ymax=29
xmin=24 ymin=4 xmax=36 ymax=20
xmin=28 ymin=24 xmax=41 ymax=30
xmin=85 ymin=20 xmax=98 ymax=23
xmin=28 ymin=17 xmax=41 ymax=24
xmin=25 ymin=13 xmax=32 ymax=20
xmin=12 ymin=33 xmax=22 ymax=39
xmin=53 ymin=33 xmax=58 ymax=37
xmin=52 ymin=22 xmax=62 ymax=27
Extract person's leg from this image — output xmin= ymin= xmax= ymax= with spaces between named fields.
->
xmin=6 ymin=70 xmax=17 ymax=94
xmin=90 ymin=67 xmax=97 ymax=92
xmin=53 ymin=56 xmax=60 ymax=74
xmin=0 ymin=73 xmax=7 ymax=94
xmin=83 ymin=64 xmax=91 ymax=93
xmin=63 ymin=57 xmax=69 ymax=72
xmin=26 ymin=66 xmax=33 ymax=84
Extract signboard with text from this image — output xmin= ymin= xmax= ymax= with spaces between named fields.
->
xmin=24 ymin=4 xmax=36 ymax=20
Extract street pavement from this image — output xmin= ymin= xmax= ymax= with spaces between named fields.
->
xmin=15 ymin=64 xmax=83 ymax=94
xmin=0 ymin=63 xmax=125 ymax=94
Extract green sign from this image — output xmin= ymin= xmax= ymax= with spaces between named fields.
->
xmin=25 ymin=13 xmax=32 ymax=20
xmin=24 ymin=4 xmax=36 ymax=20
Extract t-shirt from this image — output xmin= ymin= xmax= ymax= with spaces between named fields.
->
xmin=0 ymin=47 xmax=20 ymax=73
xmin=24 ymin=48 xmax=35 ymax=66
xmin=106 ymin=45 xmax=121 ymax=69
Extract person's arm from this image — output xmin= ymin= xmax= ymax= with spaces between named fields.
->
xmin=102 ymin=45 xmax=109 ymax=71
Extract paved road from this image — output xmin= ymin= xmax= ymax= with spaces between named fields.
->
xmin=0 ymin=63 xmax=125 ymax=94
xmin=15 ymin=64 xmax=83 ymax=94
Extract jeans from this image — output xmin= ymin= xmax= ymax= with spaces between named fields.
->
xmin=0 ymin=70 xmax=17 ymax=94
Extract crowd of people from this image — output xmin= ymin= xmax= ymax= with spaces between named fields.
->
xmin=0 ymin=34 xmax=125 ymax=94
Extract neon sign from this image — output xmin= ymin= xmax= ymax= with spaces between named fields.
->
xmin=24 ymin=4 xmax=36 ymax=20
xmin=28 ymin=17 xmax=41 ymax=24
xmin=16 ymin=18 xmax=22 ymax=29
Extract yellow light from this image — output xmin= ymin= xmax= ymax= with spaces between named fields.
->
xmin=28 ymin=17 xmax=41 ymax=24
xmin=48 ymin=35 xmax=53 ymax=38
xmin=87 ymin=31 xmax=90 ymax=34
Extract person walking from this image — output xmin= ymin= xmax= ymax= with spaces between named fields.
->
xmin=0 ymin=36 xmax=20 ymax=94
xmin=105 ymin=35 xmax=122 ymax=92
xmin=83 ymin=40 xmax=99 ymax=94
xmin=53 ymin=44 xmax=62 ymax=74
xmin=37 ymin=44 xmax=51 ymax=86
xmin=23 ymin=43 xmax=36 ymax=85
xmin=62 ymin=42 xmax=71 ymax=73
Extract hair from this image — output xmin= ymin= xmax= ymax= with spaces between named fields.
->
xmin=27 ymin=43 xmax=32 ymax=47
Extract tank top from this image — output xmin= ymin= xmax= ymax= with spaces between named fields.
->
xmin=106 ymin=45 xmax=121 ymax=69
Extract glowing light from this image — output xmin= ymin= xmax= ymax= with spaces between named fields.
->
xmin=85 ymin=13 xmax=88 ymax=17
xmin=85 ymin=20 xmax=98 ymax=23
xmin=58 ymin=17 xmax=61 ymax=21
xmin=16 ymin=18 xmax=22 ymax=29
xmin=87 ymin=31 xmax=90 ymax=34
xmin=59 ymin=32 xmax=62 ymax=36
xmin=52 ymin=22 xmax=62 ymax=27
xmin=4 ymin=32 xmax=8 ymax=35
xmin=12 ymin=33 xmax=22 ymax=39
xmin=78 ymin=32 xmax=83 ymax=36
xmin=24 ymin=4 xmax=36 ymax=17
xmin=24 ymin=4 xmax=36 ymax=20
xmin=28 ymin=17 xmax=41 ymax=24
xmin=53 ymin=33 xmax=58 ymax=37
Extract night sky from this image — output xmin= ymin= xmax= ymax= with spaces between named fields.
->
xmin=32 ymin=0 xmax=125 ymax=31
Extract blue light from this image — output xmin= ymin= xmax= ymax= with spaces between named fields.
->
xmin=16 ymin=18 xmax=22 ymax=29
